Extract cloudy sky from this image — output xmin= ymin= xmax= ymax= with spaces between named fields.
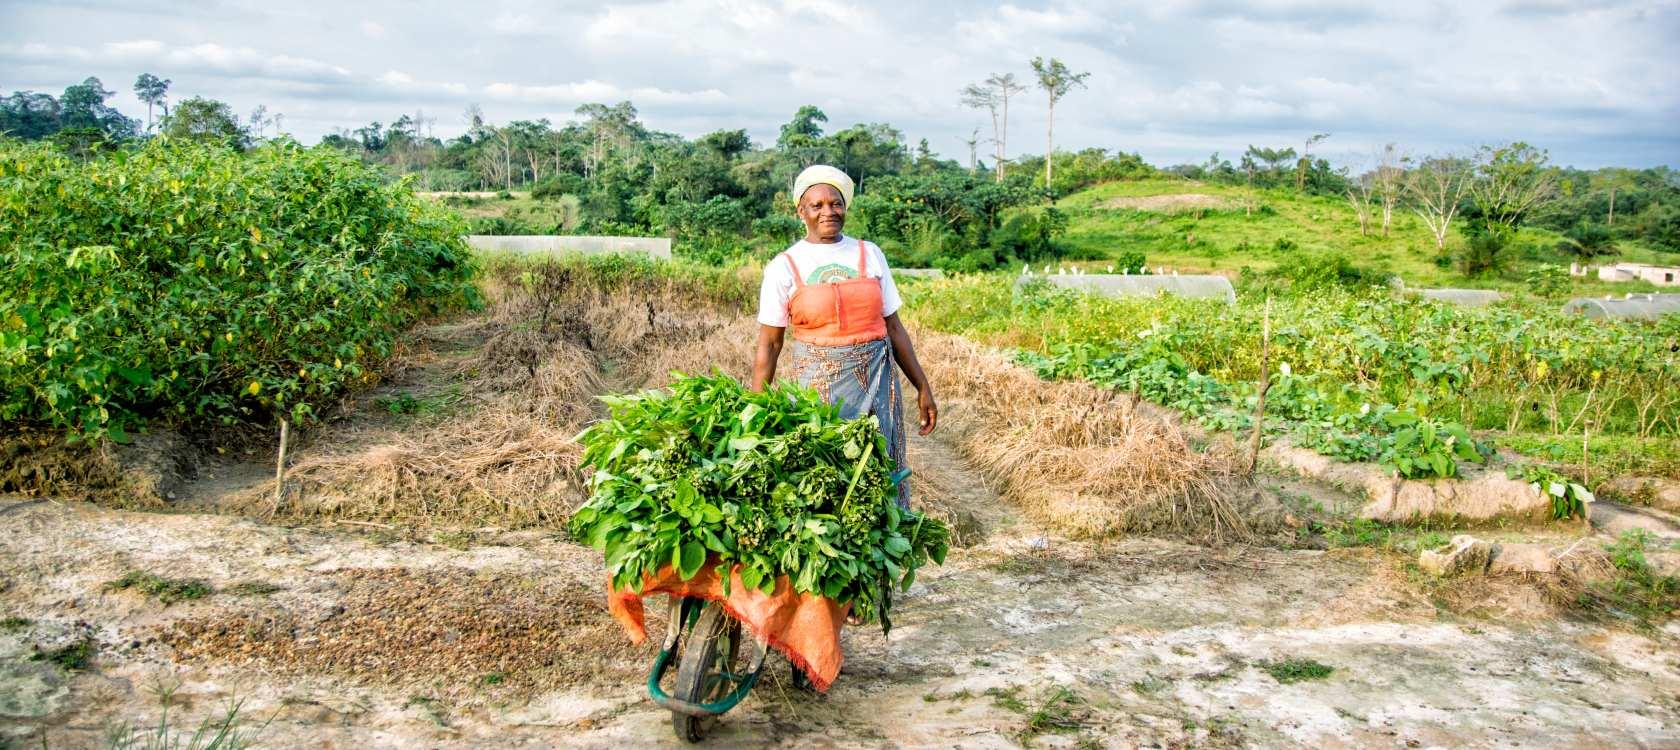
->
xmin=3 ymin=0 xmax=1678 ymax=168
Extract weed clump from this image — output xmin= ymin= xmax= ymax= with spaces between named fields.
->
xmin=1258 ymin=657 xmax=1335 ymax=684
xmin=1583 ymin=530 xmax=1680 ymax=625
xmin=104 ymin=571 xmax=212 ymax=604
xmin=33 ymin=638 xmax=94 ymax=671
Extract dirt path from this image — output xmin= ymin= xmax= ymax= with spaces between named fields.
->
xmin=4 ymin=424 xmax=1677 ymax=748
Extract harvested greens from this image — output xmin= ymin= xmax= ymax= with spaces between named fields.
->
xmin=568 ymin=373 xmax=949 ymax=632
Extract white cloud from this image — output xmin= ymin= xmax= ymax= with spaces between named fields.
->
xmin=0 ymin=0 xmax=1674 ymax=167
xmin=484 ymin=80 xmax=727 ymax=106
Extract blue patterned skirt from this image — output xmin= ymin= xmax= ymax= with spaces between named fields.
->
xmin=789 ymin=337 xmax=909 ymax=509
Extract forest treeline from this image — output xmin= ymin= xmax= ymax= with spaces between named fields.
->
xmin=3 ymin=73 xmax=1677 ymax=271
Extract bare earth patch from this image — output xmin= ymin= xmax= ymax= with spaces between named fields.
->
xmin=161 ymin=567 xmax=641 ymax=696
xmin=1103 ymin=193 xmax=1235 ymax=212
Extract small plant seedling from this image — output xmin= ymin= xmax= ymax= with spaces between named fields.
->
xmin=1258 ymin=657 xmax=1335 ymax=684
xmin=985 ymin=685 xmax=1028 ymax=714
xmin=482 ymin=672 xmax=505 ymax=686
xmin=33 ymin=638 xmax=94 ymax=671
xmin=1131 ymin=675 xmax=1172 ymax=695
xmin=104 ymin=571 xmax=212 ymax=604
xmin=1020 ymin=686 xmax=1089 ymax=742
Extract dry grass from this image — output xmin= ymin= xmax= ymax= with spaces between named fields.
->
xmin=245 ymin=262 xmax=760 ymax=527
xmin=915 ymin=329 xmax=1258 ymax=542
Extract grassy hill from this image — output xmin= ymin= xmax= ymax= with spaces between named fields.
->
xmin=1052 ymin=177 xmax=1675 ymax=296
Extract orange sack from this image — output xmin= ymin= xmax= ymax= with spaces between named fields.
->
xmin=607 ymin=562 xmax=849 ymax=692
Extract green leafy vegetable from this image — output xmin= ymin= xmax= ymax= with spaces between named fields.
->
xmin=568 ymin=373 xmax=949 ymax=633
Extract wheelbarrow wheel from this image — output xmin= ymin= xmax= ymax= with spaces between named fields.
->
xmin=671 ymin=600 xmax=741 ymax=743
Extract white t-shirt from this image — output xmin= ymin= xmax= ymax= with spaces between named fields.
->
xmin=756 ymin=235 xmax=903 ymax=328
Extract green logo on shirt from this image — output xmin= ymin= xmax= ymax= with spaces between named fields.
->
xmin=809 ymin=263 xmax=857 ymax=284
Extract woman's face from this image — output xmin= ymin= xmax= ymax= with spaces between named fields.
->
xmin=798 ymin=184 xmax=846 ymax=242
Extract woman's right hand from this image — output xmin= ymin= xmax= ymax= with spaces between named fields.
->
xmin=917 ymin=389 xmax=938 ymax=435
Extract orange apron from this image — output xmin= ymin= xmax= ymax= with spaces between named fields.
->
xmin=782 ymin=239 xmax=889 ymax=345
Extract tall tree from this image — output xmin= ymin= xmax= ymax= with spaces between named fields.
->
xmin=1295 ymin=133 xmax=1329 ymax=190
xmin=1029 ymin=57 xmax=1089 ymax=187
xmin=132 ymin=73 xmax=170 ymax=133
xmin=0 ymin=91 xmax=63 ymax=139
xmin=160 ymin=96 xmax=245 ymax=147
xmin=1469 ymin=142 xmax=1558 ymax=234
xmin=59 ymin=77 xmax=136 ymax=139
xmin=248 ymin=105 xmax=268 ymax=139
xmin=964 ymin=128 xmax=979 ymax=175
xmin=1344 ymin=161 xmax=1375 ymax=237
xmin=576 ymin=101 xmax=641 ymax=179
xmin=961 ymin=73 xmax=1025 ymax=183
xmin=1372 ymin=143 xmax=1406 ymax=236
xmin=1406 ymin=155 xmax=1473 ymax=252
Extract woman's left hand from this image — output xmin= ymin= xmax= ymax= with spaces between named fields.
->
xmin=917 ymin=389 xmax=938 ymax=435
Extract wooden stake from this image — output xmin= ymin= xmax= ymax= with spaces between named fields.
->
xmin=1581 ymin=419 xmax=1591 ymax=489
xmin=1246 ymin=297 xmax=1274 ymax=476
xmin=272 ymin=418 xmax=289 ymax=514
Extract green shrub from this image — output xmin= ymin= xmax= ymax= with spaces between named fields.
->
xmin=0 ymin=138 xmax=480 ymax=441
xmin=530 ymin=173 xmax=585 ymax=200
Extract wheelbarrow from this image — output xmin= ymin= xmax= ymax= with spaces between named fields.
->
xmin=648 ymin=467 xmax=911 ymax=742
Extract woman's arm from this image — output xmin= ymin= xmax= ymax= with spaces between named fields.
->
xmin=751 ymin=324 xmax=786 ymax=391
xmin=884 ymin=313 xmax=937 ymax=435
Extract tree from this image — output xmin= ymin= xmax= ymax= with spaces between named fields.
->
xmin=1372 ymin=143 xmax=1406 ymax=236
xmin=161 ymin=96 xmax=246 ymax=147
xmin=133 ymin=73 xmax=170 ymax=133
xmin=576 ymin=101 xmax=641 ymax=180
xmin=1295 ymin=133 xmax=1329 ymax=190
xmin=963 ymin=128 xmax=979 ymax=175
xmin=60 ymin=77 xmax=136 ymax=139
xmin=0 ymin=91 xmax=63 ymax=139
xmin=1406 ymin=155 xmax=1473 ymax=252
xmin=1028 ymin=57 xmax=1089 ymax=188
xmin=1468 ymin=142 xmax=1558 ymax=234
xmin=961 ymin=73 xmax=1025 ymax=183
xmin=1243 ymin=145 xmax=1296 ymax=188
xmin=248 ymin=105 xmax=268 ymax=139
xmin=1344 ymin=162 xmax=1375 ymax=237
xmin=1595 ymin=167 xmax=1637 ymax=226
xmin=777 ymin=105 xmax=828 ymax=149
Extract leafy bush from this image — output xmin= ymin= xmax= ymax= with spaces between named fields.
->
xmin=0 ymin=138 xmax=480 ymax=440
xmin=530 ymin=173 xmax=585 ymax=200
xmin=1507 ymin=464 xmax=1594 ymax=520
xmin=465 ymin=215 xmax=539 ymax=235
xmin=1556 ymin=221 xmax=1617 ymax=257
xmin=751 ymin=214 xmax=803 ymax=245
xmin=1270 ymin=251 xmax=1389 ymax=291
xmin=569 ymin=374 xmax=949 ymax=632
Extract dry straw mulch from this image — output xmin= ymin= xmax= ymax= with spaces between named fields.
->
xmin=915 ymin=329 xmax=1261 ymax=542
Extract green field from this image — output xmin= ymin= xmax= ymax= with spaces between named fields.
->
xmin=1049 ymin=177 xmax=1674 ymax=297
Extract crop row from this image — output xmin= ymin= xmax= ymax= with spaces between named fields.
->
xmin=0 ymin=139 xmax=480 ymax=440
xmin=905 ymin=277 xmax=1678 ymax=480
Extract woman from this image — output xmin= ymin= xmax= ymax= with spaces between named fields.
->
xmin=752 ymin=164 xmax=937 ymax=509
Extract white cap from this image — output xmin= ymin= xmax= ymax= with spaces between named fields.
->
xmin=792 ymin=165 xmax=855 ymax=208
